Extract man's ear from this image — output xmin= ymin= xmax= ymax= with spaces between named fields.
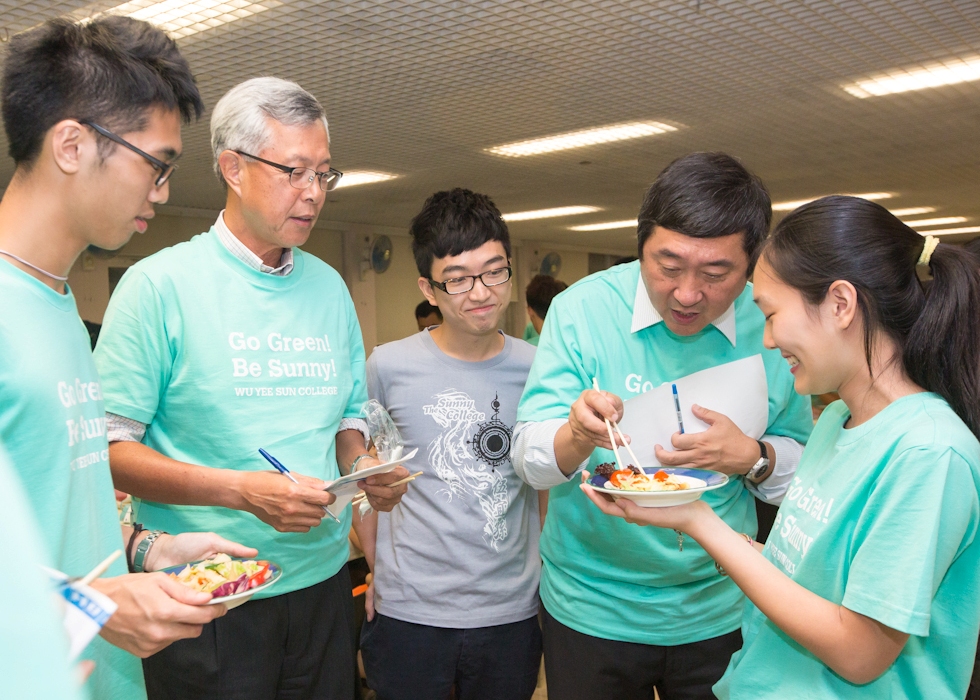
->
xmin=49 ymin=120 xmax=88 ymax=176
xmin=418 ymin=277 xmax=438 ymax=307
xmin=218 ymin=150 xmax=244 ymax=197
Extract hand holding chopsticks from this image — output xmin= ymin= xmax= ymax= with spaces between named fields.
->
xmin=591 ymin=377 xmax=648 ymax=480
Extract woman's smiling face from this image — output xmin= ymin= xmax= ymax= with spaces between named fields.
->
xmin=753 ymin=255 xmax=851 ymax=397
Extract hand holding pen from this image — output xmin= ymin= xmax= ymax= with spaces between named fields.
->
xmin=228 ymin=449 xmax=337 ymax=532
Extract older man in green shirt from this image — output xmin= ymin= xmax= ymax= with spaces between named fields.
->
xmin=513 ymin=152 xmax=813 ymax=700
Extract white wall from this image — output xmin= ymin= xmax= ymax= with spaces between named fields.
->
xmin=70 ymin=212 xmax=627 ymax=356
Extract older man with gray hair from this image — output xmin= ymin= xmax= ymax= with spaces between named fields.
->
xmin=94 ymin=76 xmax=409 ymax=699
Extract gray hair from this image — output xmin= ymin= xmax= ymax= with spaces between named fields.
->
xmin=210 ymin=76 xmax=329 ymax=184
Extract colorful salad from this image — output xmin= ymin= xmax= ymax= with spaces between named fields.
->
xmin=594 ymin=463 xmax=690 ymax=492
xmin=168 ymin=554 xmax=275 ymax=597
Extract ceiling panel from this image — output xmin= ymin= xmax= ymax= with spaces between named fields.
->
xmin=0 ymin=0 xmax=978 ymax=249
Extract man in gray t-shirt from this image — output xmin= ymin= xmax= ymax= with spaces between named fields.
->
xmin=359 ymin=189 xmax=542 ymax=700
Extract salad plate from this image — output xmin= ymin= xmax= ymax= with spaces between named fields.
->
xmin=588 ymin=466 xmax=729 ymax=508
xmin=325 ymin=447 xmax=418 ymax=499
xmin=160 ymin=555 xmax=283 ymax=610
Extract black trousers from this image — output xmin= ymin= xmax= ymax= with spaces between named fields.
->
xmin=542 ymin=606 xmax=741 ymax=700
xmin=143 ymin=565 xmax=356 ymax=700
xmin=360 ymin=613 xmax=542 ymax=700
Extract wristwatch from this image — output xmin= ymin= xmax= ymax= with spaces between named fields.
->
xmin=746 ymin=440 xmax=770 ymax=482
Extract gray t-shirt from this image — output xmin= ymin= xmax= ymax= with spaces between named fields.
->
xmin=367 ymin=330 xmax=540 ymax=628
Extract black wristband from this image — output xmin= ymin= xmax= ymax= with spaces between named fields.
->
xmin=126 ymin=523 xmax=145 ymax=573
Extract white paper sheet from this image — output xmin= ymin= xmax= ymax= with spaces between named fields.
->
xmin=615 ymin=354 xmax=769 ymax=467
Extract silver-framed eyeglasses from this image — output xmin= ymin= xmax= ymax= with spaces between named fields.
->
xmin=235 ymin=150 xmax=343 ymax=192
xmin=429 ymin=266 xmax=512 ymax=295
xmin=80 ymin=120 xmax=178 ymax=187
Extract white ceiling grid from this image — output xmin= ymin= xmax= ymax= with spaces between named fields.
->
xmin=0 ymin=0 xmax=977 ymax=248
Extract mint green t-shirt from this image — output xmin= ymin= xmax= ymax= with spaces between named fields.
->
xmin=0 ymin=445 xmax=83 ymax=700
xmin=94 ymin=228 xmax=368 ymax=596
xmin=715 ymin=394 xmax=980 ymax=699
xmin=516 ymin=261 xmax=813 ymax=645
xmin=0 ymin=260 xmax=145 ymax=700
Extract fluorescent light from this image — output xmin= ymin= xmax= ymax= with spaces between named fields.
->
xmin=923 ymin=226 xmax=980 ymax=236
xmin=772 ymin=192 xmax=893 ymax=212
xmin=905 ymin=216 xmax=968 ymax=229
xmin=96 ymin=0 xmax=281 ymax=40
xmin=843 ymin=56 xmax=980 ymax=98
xmin=502 ymin=206 xmax=600 ymax=222
xmin=889 ymin=207 xmax=936 ymax=217
xmin=569 ymin=220 xmax=638 ymax=231
xmin=486 ymin=121 xmax=677 ymax=158
xmin=334 ymin=171 xmax=398 ymax=188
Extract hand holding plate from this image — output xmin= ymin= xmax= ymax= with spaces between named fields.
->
xmin=581 ymin=476 xmax=710 ymax=532
xmin=356 ymin=459 xmax=410 ymax=512
xmin=93 ymin=572 xmax=226 ymax=658
xmin=144 ymin=532 xmax=258 ymax=572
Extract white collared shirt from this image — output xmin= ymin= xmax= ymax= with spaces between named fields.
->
xmin=630 ymin=274 xmax=737 ymax=345
xmin=214 ymin=210 xmax=294 ymax=276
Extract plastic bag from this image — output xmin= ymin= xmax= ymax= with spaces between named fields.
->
xmin=362 ymin=399 xmax=404 ymax=463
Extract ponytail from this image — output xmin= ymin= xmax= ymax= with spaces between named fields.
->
xmin=764 ymin=196 xmax=980 ymax=437
xmin=905 ymin=241 xmax=980 ymax=436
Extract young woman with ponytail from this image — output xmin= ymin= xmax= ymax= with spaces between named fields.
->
xmin=582 ymin=195 xmax=980 ymax=699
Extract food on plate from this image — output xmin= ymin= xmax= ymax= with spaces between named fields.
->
xmin=606 ymin=468 xmax=689 ymax=492
xmin=168 ymin=554 xmax=274 ymax=597
xmin=594 ymin=462 xmax=641 ymax=478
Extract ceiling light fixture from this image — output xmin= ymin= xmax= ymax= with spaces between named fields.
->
xmin=502 ymin=206 xmax=600 ymax=222
xmin=922 ymin=226 xmax=980 ymax=236
xmin=91 ymin=0 xmax=281 ymax=40
xmin=843 ymin=56 xmax=980 ymax=98
xmin=771 ymin=192 xmax=893 ymax=212
xmin=889 ymin=207 xmax=936 ymax=217
xmin=486 ymin=121 xmax=677 ymax=158
xmin=568 ymin=220 xmax=638 ymax=231
xmin=904 ymin=216 xmax=968 ymax=229
xmin=333 ymin=171 xmax=399 ymax=188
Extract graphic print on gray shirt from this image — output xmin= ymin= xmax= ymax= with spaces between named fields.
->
xmin=367 ymin=330 xmax=540 ymax=629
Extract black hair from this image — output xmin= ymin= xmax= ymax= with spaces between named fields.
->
xmin=964 ymin=237 xmax=980 ymax=262
xmin=410 ymin=188 xmax=511 ymax=277
xmin=763 ymin=195 xmax=980 ymax=437
xmin=414 ymin=300 xmax=442 ymax=320
xmin=2 ymin=16 xmax=204 ymax=166
xmin=636 ymin=152 xmax=771 ymax=273
xmin=525 ymin=274 xmax=568 ymax=319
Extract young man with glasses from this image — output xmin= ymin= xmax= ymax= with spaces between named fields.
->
xmin=358 ymin=189 xmax=543 ymax=700
xmin=0 ymin=17 xmax=262 ymax=700
xmin=93 ymin=76 xmax=409 ymax=699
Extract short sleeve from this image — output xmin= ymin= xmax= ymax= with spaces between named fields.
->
xmin=366 ymin=347 xmax=385 ymax=405
xmin=342 ymin=289 xmax=369 ymax=420
xmin=842 ymin=446 xmax=979 ymax=636
xmin=94 ymin=268 xmax=175 ymax=425
xmin=517 ymin=296 xmax=594 ymax=423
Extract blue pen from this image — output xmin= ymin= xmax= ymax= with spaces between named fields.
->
xmin=671 ymin=384 xmax=685 ymax=434
xmin=258 ymin=448 xmax=341 ymax=523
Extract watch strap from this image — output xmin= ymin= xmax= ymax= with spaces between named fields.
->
xmin=747 ymin=441 xmax=770 ymax=481
xmin=132 ymin=530 xmax=165 ymax=573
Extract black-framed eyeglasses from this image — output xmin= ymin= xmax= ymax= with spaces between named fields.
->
xmin=429 ymin=266 xmax=513 ymax=295
xmin=80 ymin=120 xmax=178 ymax=187
xmin=235 ymin=150 xmax=343 ymax=192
